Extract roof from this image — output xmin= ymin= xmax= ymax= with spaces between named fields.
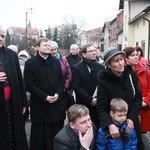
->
xmin=102 ymin=22 xmax=110 ymax=32
xmin=12 ymin=27 xmax=26 ymax=33
xmin=129 ymin=5 xmax=150 ymax=24
xmin=11 ymin=26 xmax=39 ymax=35
xmin=86 ymin=27 xmax=102 ymax=34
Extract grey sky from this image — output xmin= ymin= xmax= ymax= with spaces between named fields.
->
xmin=1 ymin=0 xmax=120 ymax=30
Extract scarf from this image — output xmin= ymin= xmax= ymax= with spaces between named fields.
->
xmin=56 ymin=52 xmax=60 ymax=59
xmin=82 ymin=57 xmax=96 ymax=73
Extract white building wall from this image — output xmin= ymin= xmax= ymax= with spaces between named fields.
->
xmin=133 ymin=13 xmax=150 ymax=59
xmin=130 ymin=2 xmax=150 ymax=19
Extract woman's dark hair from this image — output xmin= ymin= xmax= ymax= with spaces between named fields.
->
xmin=123 ymin=47 xmax=135 ymax=58
xmin=135 ymin=46 xmax=143 ymax=56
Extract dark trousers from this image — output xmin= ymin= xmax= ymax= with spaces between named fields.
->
xmin=30 ymin=121 xmax=62 ymax=150
xmin=59 ymin=112 xmax=66 ymax=129
xmin=89 ymin=106 xmax=99 ymax=129
xmin=134 ymin=117 xmax=144 ymax=150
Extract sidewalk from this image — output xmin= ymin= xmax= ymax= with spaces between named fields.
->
xmin=142 ymin=132 xmax=150 ymax=150
xmin=25 ymin=120 xmax=150 ymax=150
xmin=25 ymin=121 xmax=31 ymax=146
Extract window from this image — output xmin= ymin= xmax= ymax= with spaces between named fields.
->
xmin=118 ymin=44 xmax=122 ymax=51
xmin=141 ymin=40 xmax=145 ymax=56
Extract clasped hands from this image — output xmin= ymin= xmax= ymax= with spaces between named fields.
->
xmin=46 ymin=93 xmax=59 ymax=103
xmin=0 ymin=72 xmax=6 ymax=82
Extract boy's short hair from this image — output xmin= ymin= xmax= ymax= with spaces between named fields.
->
xmin=67 ymin=104 xmax=89 ymax=123
xmin=110 ymin=98 xmax=128 ymax=113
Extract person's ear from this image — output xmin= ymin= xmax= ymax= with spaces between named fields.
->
xmin=110 ymin=111 xmax=114 ymax=117
xmin=107 ymin=63 xmax=111 ymax=69
xmin=125 ymin=57 xmax=129 ymax=62
xmin=82 ymin=53 xmax=86 ymax=58
xmin=69 ymin=122 xmax=75 ymax=129
xmin=37 ymin=46 xmax=40 ymax=50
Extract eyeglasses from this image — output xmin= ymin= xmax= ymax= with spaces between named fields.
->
xmin=86 ymin=50 xmax=97 ymax=53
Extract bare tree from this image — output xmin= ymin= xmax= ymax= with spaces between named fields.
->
xmin=63 ymin=15 xmax=86 ymax=34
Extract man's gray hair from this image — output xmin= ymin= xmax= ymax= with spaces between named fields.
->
xmin=0 ymin=26 xmax=5 ymax=34
xmin=67 ymin=104 xmax=89 ymax=123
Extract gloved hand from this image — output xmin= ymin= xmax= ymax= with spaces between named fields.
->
xmin=119 ymin=128 xmax=130 ymax=143
xmin=103 ymin=128 xmax=130 ymax=143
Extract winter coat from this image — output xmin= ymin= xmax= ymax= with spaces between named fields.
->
xmin=97 ymin=65 xmax=143 ymax=150
xmin=0 ymin=46 xmax=28 ymax=150
xmin=96 ymin=122 xmax=137 ymax=150
xmin=59 ymin=56 xmax=71 ymax=112
xmin=53 ymin=123 xmax=97 ymax=150
xmin=24 ymin=53 xmax=65 ymax=124
xmin=138 ymin=56 xmax=148 ymax=67
xmin=66 ymin=53 xmax=82 ymax=69
xmin=134 ymin=62 xmax=150 ymax=132
xmin=72 ymin=60 xmax=105 ymax=128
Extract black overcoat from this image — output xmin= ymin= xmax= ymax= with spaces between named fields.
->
xmin=97 ymin=65 xmax=143 ymax=149
xmin=72 ymin=60 xmax=105 ymax=127
xmin=24 ymin=53 xmax=65 ymax=124
xmin=0 ymin=46 xmax=28 ymax=150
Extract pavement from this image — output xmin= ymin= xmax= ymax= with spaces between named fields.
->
xmin=25 ymin=121 xmax=31 ymax=147
xmin=25 ymin=121 xmax=150 ymax=150
xmin=25 ymin=117 xmax=68 ymax=148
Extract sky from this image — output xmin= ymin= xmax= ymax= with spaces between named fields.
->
xmin=0 ymin=0 xmax=120 ymax=31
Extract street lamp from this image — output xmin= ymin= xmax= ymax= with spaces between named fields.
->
xmin=26 ymin=8 xmax=35 ymax=51
xmin=142 ymin=14 xmax=150 ymax=61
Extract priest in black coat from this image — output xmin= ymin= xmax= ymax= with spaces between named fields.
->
xmin=24 ymin=37 xmax=65 ymax=150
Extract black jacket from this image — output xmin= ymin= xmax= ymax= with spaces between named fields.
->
xmin=72 ymin=60 xmax=105 ymax=127
xmin=72 ymin=60 xmax=105 ymax=105
xmin=53 ymin=123 xmax=97 ymax=150
xmin=24 ymin=53 xmax=65 ymax=124
xmin=66 ymin=53 xmax=81 ymax=69
xmin=97 ymin=65 xmax=143 ymax=149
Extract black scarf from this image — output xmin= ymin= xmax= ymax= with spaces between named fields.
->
xmin=82 ymin=57 xmax=96 ymax=73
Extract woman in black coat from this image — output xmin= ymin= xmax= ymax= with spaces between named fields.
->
xmin=97 ymin=47 xmax=143 ymax=150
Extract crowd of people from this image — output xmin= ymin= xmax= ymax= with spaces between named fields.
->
xmin=1 ymin=25 xmax=150 ymax=150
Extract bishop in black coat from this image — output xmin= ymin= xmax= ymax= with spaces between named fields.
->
xmin=0 ymin=46 xmax=28 ymax=150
